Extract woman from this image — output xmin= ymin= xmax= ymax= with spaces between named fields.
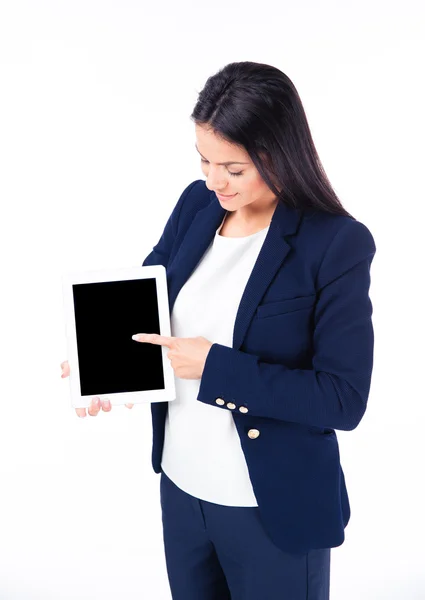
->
xmin=61 ymin=61 xmax=376 ymax=599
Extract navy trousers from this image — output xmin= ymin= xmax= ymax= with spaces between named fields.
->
xmin=160 ymin=470 xmax=331 ymax=600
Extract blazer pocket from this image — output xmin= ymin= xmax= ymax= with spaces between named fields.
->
xmin=308 ymin=425 xmax=336 ymax=436
xmin=256 ymin=293 xmax=317 ymax=319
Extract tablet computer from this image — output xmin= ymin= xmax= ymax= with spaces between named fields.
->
xmin=62 ymin=265 xmax=176 ymax=408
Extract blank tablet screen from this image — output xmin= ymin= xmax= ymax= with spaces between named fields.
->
xmin=72 ymin=277 xmax=165 ymax=396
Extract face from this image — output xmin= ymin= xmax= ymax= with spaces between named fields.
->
xmin=195 ymin=124 xmax=279 ymax=216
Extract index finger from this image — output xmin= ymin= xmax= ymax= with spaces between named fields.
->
xmin=133 ymin=333 xmax=175 ymax=347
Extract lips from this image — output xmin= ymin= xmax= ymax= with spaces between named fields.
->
xmin=216 ymin=192 xmax=236 ymax=198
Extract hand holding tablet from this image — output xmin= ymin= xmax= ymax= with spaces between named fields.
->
xmin=60 ymin=360 xmax=135 ymax=417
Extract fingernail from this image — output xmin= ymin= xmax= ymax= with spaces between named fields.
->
xmin=132 ymin=334 xmax=140 ymax=341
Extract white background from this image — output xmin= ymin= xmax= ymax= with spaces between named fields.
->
xmin=1 ymin=1 xmax=424 ymax=598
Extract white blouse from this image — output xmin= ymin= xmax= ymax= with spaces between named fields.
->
xmin=160 ymin=215 xmax=270 ymax=506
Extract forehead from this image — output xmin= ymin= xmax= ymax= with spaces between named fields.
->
xmin=195 ymin=125 xmax=251 ymax=165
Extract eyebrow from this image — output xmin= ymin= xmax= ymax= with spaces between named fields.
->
xmin=195 ymin=144 xmax=250 ymax=166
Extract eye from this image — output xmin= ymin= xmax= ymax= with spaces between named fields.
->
xmin=200 ymin=158 xmax=243 ymax=177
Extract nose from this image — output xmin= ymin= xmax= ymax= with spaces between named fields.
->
xmin=206 ymin=169 xmax=229 ymax=193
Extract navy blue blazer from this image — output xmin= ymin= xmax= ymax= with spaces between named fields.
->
xmin=142 ymin=179 xmax=376 ymax=554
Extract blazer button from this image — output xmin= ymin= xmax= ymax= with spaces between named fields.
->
xmin=215 ymin=398 xmax=225 ymax=406
xmin=227 ymin=402 xmax=236 ymax=410
xmin=239 ymin=406 xmax=249 ymax=413
xmin=247 ymin=429 xmax=260 ymax=439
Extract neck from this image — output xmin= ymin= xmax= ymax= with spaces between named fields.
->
xmin=231 ymin=199 xmax=278 ymax=227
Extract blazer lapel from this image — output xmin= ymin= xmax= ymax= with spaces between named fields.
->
xmin=167 ymin=191 xmax=303 ymax=351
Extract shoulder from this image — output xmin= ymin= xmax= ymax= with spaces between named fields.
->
xmin=179 ymin=179 xmax=212 ymax=209
xmin=302 ymin=208 xmax=376 ymax=257
xmin=297 ymin=209 xmax=376 ymax=291
xmin=304 ymin=207 xmax=374 ymax=246
xmin=174 ymin=178 xmax=214 ymax=226
xmin=301 ymin=211 xmax=376 ymax=289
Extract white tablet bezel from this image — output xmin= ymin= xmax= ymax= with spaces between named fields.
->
xmin=62 ymin=264 xmax=176 ymax=408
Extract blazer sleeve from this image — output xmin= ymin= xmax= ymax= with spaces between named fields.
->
xmin=141 ymin=180 xmax=200 ymax=268
xmin=197 ymin=218 xmax=377 ymax=431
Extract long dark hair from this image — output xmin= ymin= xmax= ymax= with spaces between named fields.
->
xmin=190 ymin=61 xmax=353 ymax=218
